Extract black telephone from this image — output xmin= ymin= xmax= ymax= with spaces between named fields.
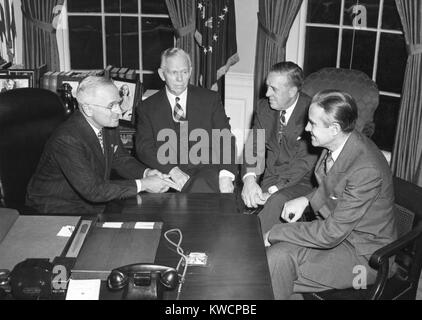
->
xmin=107 ymin=264 xmax=179 ymax=300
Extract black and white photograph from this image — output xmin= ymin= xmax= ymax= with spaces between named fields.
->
xmin=1 ymin=0 xmax=422 ymax=307
xmin=111 ymin=77 xmax=141 ymax=123
xmin=0 ymin=75 xmax=31 ymax=92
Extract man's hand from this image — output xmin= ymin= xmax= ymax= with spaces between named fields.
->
xmin=242 ymin=176 xmax=266 ymax=208
xmin=169 ymin=167 xmax=190 ymax=191
xmin=145 ymin=168 xmax=170 ymax=180
xmin=281 ymin=196 xmax=309 ymax=223
xmin=141 ymin=176 xmax=173 ymax=193
xmin=219 ymin=176 xmax=234 ymax=193
xmin=263 ymin=231 xmax=271 ymax=247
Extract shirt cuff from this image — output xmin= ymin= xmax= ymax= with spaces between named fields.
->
xmin=219 ymin=170 xmax=235 ymax=181
xmin=135 ymin=179 xmax=142 ymax=193
xmin=242 ymin=172 xmax=257 ymax=181
xmin=143 ymin=168 xmax=150 ymax=178
xmin=268 ymin=186 xmax=279 ymax=195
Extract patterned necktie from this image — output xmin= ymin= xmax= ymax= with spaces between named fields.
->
xmin=325 ymin=151 xmax=334 ymax=174
xmin=97 ymin=130 xmax=104 ymax=153
xmin=278 ymin=110 xmax=287 ymax=143
xmin=174 ymin=97 xmax=186 ymax=122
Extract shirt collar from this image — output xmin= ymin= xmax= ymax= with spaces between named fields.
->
xmin=330 ymin=133 xmax=352 ymax=162
xmin=282 ymin=95 xmax=299 ymax=124
xmin=86 ymin=118 xmax=101 ymax=136
xmin=166 ymin=87 xmax=188 ymax=111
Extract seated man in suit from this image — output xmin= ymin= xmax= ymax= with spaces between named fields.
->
xmin=241 ymin=62 xmax=319 ymax=233
xmin=265 ymin=90 xmax=397 ymax=299
xmin=26 ymin=76 xmax=173 ymax=214
xmin=136 ymin=48 xmax=237 ymax=193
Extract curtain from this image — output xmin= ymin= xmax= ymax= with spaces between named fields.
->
xmin=391 ymin=0 xmax=422 ymax=186
xmin=21 ymin=0 xmax=62 ymax=71
xmin=195 ymin=0 xmax=239 ymax=91
xmin=0 ymin=0 xmax=16 ymax=63
xmin=253 ymin=0 xmax=303 ymax=109
xmin=165 ymin=0 xmax=199 ymax=85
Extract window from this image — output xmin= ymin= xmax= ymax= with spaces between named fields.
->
xmin=66 ymin=0 xmax=175 ymax=89
xmin=303 ymin=0 xmax=406 ymax=151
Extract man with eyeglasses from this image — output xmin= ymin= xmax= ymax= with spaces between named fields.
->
xmin=26 ymin=76 xmax=173 ymax=214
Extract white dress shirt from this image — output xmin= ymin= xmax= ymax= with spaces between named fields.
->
xmin=165 ymin=88 xmax=235 ymax=182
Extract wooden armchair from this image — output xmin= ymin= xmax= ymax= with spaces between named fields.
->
xmin=303 ymin=177 xmax=422 ymax=300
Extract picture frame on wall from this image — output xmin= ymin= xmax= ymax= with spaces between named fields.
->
xmin=111 ymin=76 xmax=142 ymax=125
xmin=0 ymin=74 xmax=32 ymax=92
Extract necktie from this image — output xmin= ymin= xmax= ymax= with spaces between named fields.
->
xmin=97 ymin=130 xmax=104 ymax=153
xmin=174 ymin=97 xmax=186 ymax=122
xmin=278 ymin=110 xmax=287 ymax=144
xmin=325 ymin=151 xmax=334 ymax=174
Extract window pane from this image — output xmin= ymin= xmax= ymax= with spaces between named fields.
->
xmin=69 ymin=16 xmax=103 ymax=69
xmin=142 ymin=73 xmax=164 ymax=90
xmin=307 ymin=0 xmax=341 ymax=24
xmin=67 ymin=0 xmax=101 ymax=12
xmin=340 ymin=30 xmax=376 ymax=77
xmin=377 ymin=33 xmax=407 ymax=93
xmin=382 ymin=0 xmax=402 ymax=30
xmin=343 ymin=0 xmax=379 ymax=28
xmin=104 ymin=0 xmax=138 ymax=13
xmin=141 ymin=18 xmax=174 ymax=71
xmin=106 ymin=17 xmax=139 ymax=69
xmin=304 ymin=27 xmax=339 ymax=75
xmin=142 ymin=0 xmax=169 ymax=14
xmin=372 ymin=95 xmax=401 ymax=151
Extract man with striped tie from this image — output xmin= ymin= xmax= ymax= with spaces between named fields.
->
xmin=264 ymin=90 xmax=397 ymax=299
xmin=136 ymin=48 xmax=237 ymax=193
xmin=241 ymin=62 xmax=319 ymax=233
xmin=26 ymin=76 xmax=173 ymax=214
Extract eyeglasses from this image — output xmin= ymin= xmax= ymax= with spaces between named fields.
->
xmin=87 ymin=100 xmax=123 ymax=112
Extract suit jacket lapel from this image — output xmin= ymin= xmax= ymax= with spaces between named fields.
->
xmin=75 ymin=111 xmax=107 ymax=172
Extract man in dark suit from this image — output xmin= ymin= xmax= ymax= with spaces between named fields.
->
xmin=26 ymin=76 xmax=172 ymax=214
xmin=136 ymin=48 xmax=237 ymax=193
xmin=265 ymin=90 xmax=397 ymax=299
xmin=241 ymin=62 xmax=319 ymax=233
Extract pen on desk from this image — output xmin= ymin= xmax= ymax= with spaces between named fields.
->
xmin=66 ymin=221 xmax=91 ymax=258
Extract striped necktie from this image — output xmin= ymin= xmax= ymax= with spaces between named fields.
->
xmin=173 ymin=97 xmax=186 ymax=122
xmin=325 ymin=151 xmax=334 ymax=174
xmin=278 ymin=110 xmax=287 ymax=144
xmin=97 ymin=130 xmax=104 ymax=153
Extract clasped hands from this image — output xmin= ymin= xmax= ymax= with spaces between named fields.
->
xmin=141 ymin=169 xmax=174 ymax=193
xmin=241 ymin=176 xmax=271 ymax=208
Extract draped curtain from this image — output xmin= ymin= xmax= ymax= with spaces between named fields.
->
xmin=21 ymin=0 xmax=61 ymax=71
xmin=391 ymin=0 xmax=422 ymax=186
xmin=253 ymin=0 xmax=303 ymax=109
xmin=165 ymin=0 xmax=199 ymax=85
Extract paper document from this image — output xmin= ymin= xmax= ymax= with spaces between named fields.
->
xmin=66 ymin=279 xmax=101 ymax=300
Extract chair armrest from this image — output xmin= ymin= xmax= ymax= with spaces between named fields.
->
xmin=369 ymin=221 xmax=422 ymax=270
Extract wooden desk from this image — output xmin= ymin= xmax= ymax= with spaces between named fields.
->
xmin=101 ymin=194 xmax=273 ymax=300
xmin=104 ymin=193 xmax=243 ymax=215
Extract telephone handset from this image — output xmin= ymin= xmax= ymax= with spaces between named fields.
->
xmin=107 ymin=264 xmax=179 ymax=300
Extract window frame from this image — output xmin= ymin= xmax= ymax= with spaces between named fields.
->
xmin=300 ymin=0 xmax=404 ymax=99
xmin=61 ymin=0 xmax=174 ymax=82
